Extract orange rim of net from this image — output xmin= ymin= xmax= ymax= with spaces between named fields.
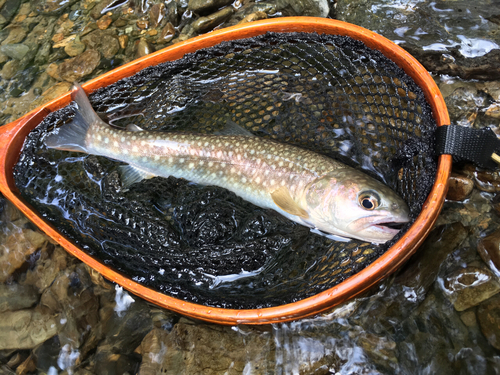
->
xmin=0 ymin=17 xmax=451 ymax=325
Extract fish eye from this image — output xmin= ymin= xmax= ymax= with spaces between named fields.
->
xmin=358 ymin=192 xmax=380 ymax=211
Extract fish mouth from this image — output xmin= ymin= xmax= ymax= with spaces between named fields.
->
xmin=375 ymin=221 xmax=406 ymax=233
xmin=348 ymin=214 xmax=410 ymax=237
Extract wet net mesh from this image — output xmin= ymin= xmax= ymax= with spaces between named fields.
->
xmin=14 ymin=33 xmax=437 ymax=309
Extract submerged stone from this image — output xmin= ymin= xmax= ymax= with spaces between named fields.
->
xmin=446 ymin=173 xmax=474 ymax=201
xmin=0 ymin=284 xmax=39 ymax=313
xmin=36 ymin=0 xmax=78 ymax=15
xmin=478 ymin=228 xmax=500 ymax=277
xmin=442 ymin=266 xmax=500 ymax=311
xmin=188 ymin=0 xmax=234 ymax=15
xmin=0 ymin=0 xmax=20 ymax=24
xmin=0 ymin=43 xmax=30 ymax=60
xmin=192 ymin=6 xmax=234 ymax=33
xmin=478 ymin=295 xmax=500 ymax=350
xmin=57 ymin=49 xmax=101 ymax=82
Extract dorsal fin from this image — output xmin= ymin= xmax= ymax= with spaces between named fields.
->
xmin=271 ymin=186 xmax=309 ymax=219
xmin=215 ymin=119 xmax=255 ymax=137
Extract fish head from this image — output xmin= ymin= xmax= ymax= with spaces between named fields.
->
xmin=303 ymin=168 xmax=410 ymax=244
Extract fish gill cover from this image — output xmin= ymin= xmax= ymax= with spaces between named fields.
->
xmin=14 ymin=33 xmax=437 ymax=309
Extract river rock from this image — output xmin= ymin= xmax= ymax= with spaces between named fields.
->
xmin=192 ymin=6 xmax=234 ymax=33
xmin=0 ymin=309 xmax=62 ymax=350
xmin=135 ymin=38 xmax=154 ymax=58
xmin=57 ymin=49 xmax=101 ymax=82
xmin=0 ymin=284 xmax=39 ymax=313
xmin=96 ymin=14 xmax=112 ymax=30
xmin=274 ymin=0 xmax=329 ymax=17
xmin=446 ymin=173 xmax=474 ymax=201
xmin=478 ymin=295 xmax=500 ymax=350
xmin=478 ymin=228 xmax=500 ymax=277
xmin=139 ymin=318 xmax=273 ymax=374
xmin=81 ymin=29 xmax=120 ymax=59
xmin=0 ymin=228 xmax=48 ymax=283
xmin=188 ymin=0 xmax=234 ymax=15
xmin=0 ymin=26 xmax=27 ymax=46
xmin=0 ymin=43 xmax=29 ymax=60
xmin=442 ymin=266 xmax=500 ymax=311
xmin=237 ymin=11 xmax=268 ymax=25
xmin=157 ymin=22 xmax=175 ymax=44
xmin=64 ymin=37 xmax=86 ymax=57
xmin=150 ymin=3 xmax=166 ymax=28
xmin=0 ymin=59 xmax=19 ymax=80
xmin=336 ymin=0 xmax=500 ymax=80
xmin=445 ymin=86 xmax=488 ymax=127
xmin=0 ymin=0 xmax=20 ymax=24
xmin=36 ymin=0 xmax=78 ymax=15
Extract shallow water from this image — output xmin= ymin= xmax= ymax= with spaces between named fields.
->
xmin=1 ymin=0 xmax=500 ymax=374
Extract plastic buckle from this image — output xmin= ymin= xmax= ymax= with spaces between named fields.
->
xmin=436 ymin=125 xmax=500 ymax=170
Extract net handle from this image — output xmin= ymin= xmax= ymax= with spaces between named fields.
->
xmin=0 ymin=17 xmax=451 ymax=325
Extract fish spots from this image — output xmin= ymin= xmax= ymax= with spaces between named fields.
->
xmin=179 ymin=158 xmax=185 ymax=163
xmin=142 ymin=157 xmax=148 ymax=162
xmin=104 ymin=138 xmax=109 ymax=144
xmin=270 ymin=179 xmax=275 ymax=185
xmin=241 ymin=177 xmax=247 ymax=183
xmin=278 ymin=161 xmax=284 ymax=167
xmin=132 ymin=136 xmax=137 ymax=141
xmin=121 ymin=137 xmax=125 ymax=142
xmin=168 ymin=157 xmax=173 ymax=163
xmin=154 ymin=155 xmax=160 ymax=161
xmin=114 ymin=141 xmax=119 ymax=147
xmin=132 ymin=146 xmax=138 ymax=152
xmin=208 ymin=162 xmax=214 ymax=167
xmin=189 ymin=162 xmax=194 ymax=168
xmin=255 ymin=176 xmax=261 ymax=184
xmin=97 ymin=135 xmax=102 ymax=141
xmin=199 ymin=161 xmax=204 ymax=166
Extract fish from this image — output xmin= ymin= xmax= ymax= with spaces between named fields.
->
xmin=44 ymin=84 xmax=410 ymax=244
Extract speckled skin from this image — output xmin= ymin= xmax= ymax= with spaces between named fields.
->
xmin=86 ymin=123 xmax=340 ymax=223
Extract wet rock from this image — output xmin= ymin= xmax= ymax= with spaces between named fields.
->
xmin=150 ymin=3 xmax=166 ymax=28
xmin=34 ymin=41 xmax=52 ymax=65
xmin=97 ymin=14 xmax=113 ymax=30
xmin=446 ymin=173 xmax=474 ymax=201
xmin=30 ymin=82 xmax=72 ymax=109
xmin=81 ymin=29 xmax=120 ymax=59
xmin=0 ymin=44 xmax=29 ymax=60
xmin=192 ymin=6 xmax=234 ymax=33
xmin=188 ymin=0 xmax=234 ymax=16
xmin=0 ymin=284 xmax=38 ymax=313
xmin=0 ymin=309 xmax=61 ymax=350
xmin=460 ymin=310 xmax=478 ymax=328
xmin=478 ymin=295 xmax=500 ymax=350
xmin=0 ymin=0 xmax=20 ymax=25
xmin=64 ymin=37 xmax=86 ymax=57
xmin=139 ymin=319 xmax=273 ymax=374
xmin=113 ymin=17 xmax=128 ymax=28
xmin=135 ymin=38 xmax=153 ymax=58
xmin=445 ymin=86 xmax=488 ymax=127
xmin=46 ymin=62 xmax=61 ymax=80
xmin=118 ymin=34 xmax=128 ymax=50
xmin=157 ymin=23 xmax=175 ymax=44
xmin=0 ymin=51 xmax=7 ymax=64
xmin=442 ymin=266 xmax=500 ymax=311
xmin=0 ymin=26 xmax=27 ymax=46
xmin=478 ymin=228 xmax=500 ymax=277
xmin=0 ymin=228 xmax=48 ymax=283
xmin=90 ymin=0 xmax=116 ymax=20
xmin=15 ymin=353 xmax=36 ymax=375
xmin=336 ymin=0 xmax=500 ymax=80
xmin=136 ymin=17 xmax=149 ymax=30
xmin=36 ymin=0 xmax=78 ymax=15
xmin=237 ymin=11 xmax=268 ymax=25
xmin=58 ymin=49 xmax=101 ymax=82
xmin=0 ymin=59 xmax=19 ymax=80
xmin=274 ymin=0 xmax=329 ymax=17
xmin=462 ymin=165 xmax=500 ymax=193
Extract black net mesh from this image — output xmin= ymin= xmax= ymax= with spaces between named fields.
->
xmin=14 ymin=32 xmax=437 ymax=309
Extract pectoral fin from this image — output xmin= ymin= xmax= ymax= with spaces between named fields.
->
xmin=271 ymin=186 xmax=309 ymax=219
xmin=119 ymin=165 xmax=156 ymax=188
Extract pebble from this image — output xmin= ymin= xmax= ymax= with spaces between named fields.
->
xmin=51 ymin=32 xmax=65 ymax=43
xmin=0 ymin=43 xmax=29 ymax=60
xmin=0 ymin=26 xmax=27 ymax=45
xmin=118 ymin=34 xmax=128 ymax=49
xmin=97 ymin=14 xmax=113 ymax=30
xmin=150 ymin=3 xmax=166 ymax=28
xmin=446 ymin=173 xmax=474 ymax=201
xmin=157 ymin=22 xmax=175 ymax=44
xmin=0 ymin=284 xmax=39 ymax=313
xmin=137 ymin=17 xmax=149 ymax=30
xmin=0 ymin=0 xmax=21 ymax=24
xmin=442 ymin=266 xmax=500 ymax=311
xmin=46 ymin=62 xmax=61 ymax=80
xmin=81 ymin=29 xmax=120 ymax=59
xmin=64 ymin=37 xmax=86 ymax=57
xmin=192 ymin=6 xmax=234 ymax=33
xmin=36 ymin=0 xmax=78 ymax=15
xmin=135 ymin=38 xmax=154 ymax=58
xmin=478 ymin=228 xmax=500 ymax=277
xmin=237 ymin=11 xmax=268 ymax=25
xmin=0 ymin=59 xmax=19 ymax=80
xmin=52 ymin=34 xmax=76 ymax=49
xmin=57 ymin=49 xmax=101 ymax=82
xmin=188 ymin=0 xmax=234 ymax=15
xmin=113 ymin=17 xmax=128 ymax=27
xmin=477 ymin=295 xmax=500 ymax=350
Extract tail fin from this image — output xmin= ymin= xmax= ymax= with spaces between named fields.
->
xmin=44 ymin=83 xmax=103 ymax=153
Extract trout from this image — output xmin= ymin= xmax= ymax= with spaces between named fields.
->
xmin=45 ymin=84 xmax=410 ymax=244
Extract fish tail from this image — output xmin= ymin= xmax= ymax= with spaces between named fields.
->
xmin=44 ymin=83 xmax=103 ymax=153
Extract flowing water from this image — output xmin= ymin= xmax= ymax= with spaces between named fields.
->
xmin=1 ymin=0 xmax=500 ymax=374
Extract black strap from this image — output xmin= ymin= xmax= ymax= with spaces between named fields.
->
xmin=436 ymin=125 xmax=500 ymax=169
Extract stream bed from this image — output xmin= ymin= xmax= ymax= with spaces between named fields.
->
xmin=1 ymin=0 xmax=500 ymax=374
